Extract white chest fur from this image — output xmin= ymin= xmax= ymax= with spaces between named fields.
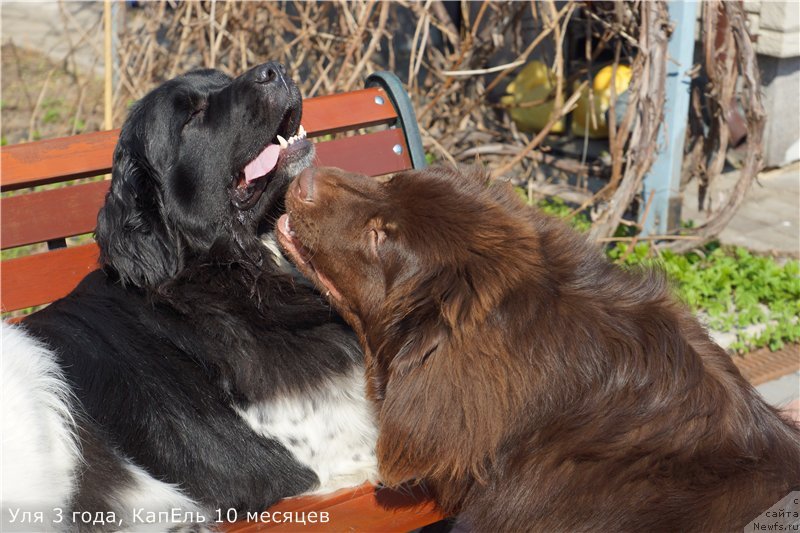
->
xmin=235 ymin=368 xmax=379 ymax=493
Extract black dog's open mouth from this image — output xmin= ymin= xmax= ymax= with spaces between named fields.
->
xmin=231 ymin=115 xmax=314 ymax=210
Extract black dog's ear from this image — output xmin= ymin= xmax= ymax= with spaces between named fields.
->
xmin=95 ymin=145 xmax=181 ymax=288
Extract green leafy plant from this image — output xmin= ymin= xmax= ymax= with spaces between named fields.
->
xmin=536 ymin=196 xmax=592 ymax=232
xmin=609 ymin=241 xmax=800 ymax=352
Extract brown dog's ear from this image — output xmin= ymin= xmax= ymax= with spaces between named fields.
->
xmin=375 ymin=259 xmax=485 ymax=377
xmin=367 ymin=217 xmax=396 ymax=258
xmin=376 ymin=335 xmax=526 ymax=513
xmin=388 ymin=320 xmax=445 ymax=378
xmin=375 ymin=286 xmax=446 ymax=379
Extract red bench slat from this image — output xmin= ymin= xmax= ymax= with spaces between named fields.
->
xmin=221 ymin=483 xmax=445 ymax=532
xmin=0 ymin=88 xmax=397 ymax=192
xmin=1 ymin=244 xmax=99 ymax=312
xmin=0 ymin=130 xmax=115 ymax=191
xmin=1 ymin=180 xmax=110 ymax=249
xmin=315 ymin=128 xmax=412 ymax=177
xmin=302 ymin=87 xmax=399 ymax=135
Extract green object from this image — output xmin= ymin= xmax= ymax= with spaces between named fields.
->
xmin=609 ymin=242 xmax=800 ymax=353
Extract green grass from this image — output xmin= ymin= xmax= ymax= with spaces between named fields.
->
xmin=608 ymin=242 xmax=800 ymax=352
xmin=1 ymin=243 xmax=45 ymax=261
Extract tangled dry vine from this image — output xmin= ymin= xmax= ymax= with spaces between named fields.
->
xmin=110 ymin=0 xmax=762 ymax=247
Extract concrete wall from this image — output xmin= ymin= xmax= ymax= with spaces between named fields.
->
xmin=744 ymin=0 xmax=800 ymax=58
xmin=744 ymin=1 xmax=800 ymax=166
xmin=759 ymin=55 xmax=800 ymax=167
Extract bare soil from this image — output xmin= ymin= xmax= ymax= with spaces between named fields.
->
xmin=1 ymin=42 xmax=104 ymax=145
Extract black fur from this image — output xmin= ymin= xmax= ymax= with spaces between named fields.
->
xmin=22 ymin=64 xmax=363 ymax=512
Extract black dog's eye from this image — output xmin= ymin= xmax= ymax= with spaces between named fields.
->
xmin=183 ymin=105 xmax=207 ymax=128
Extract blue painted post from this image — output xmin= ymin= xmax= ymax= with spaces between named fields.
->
xmin=641 ymin=0 xmax=698 ymax=235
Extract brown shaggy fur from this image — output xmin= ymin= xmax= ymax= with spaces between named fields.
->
xmin=277 ymin=165 xmax=800 ymax=532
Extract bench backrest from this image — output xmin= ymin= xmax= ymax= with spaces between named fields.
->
xmin=1 ymin=83 xmax=419 ymax=315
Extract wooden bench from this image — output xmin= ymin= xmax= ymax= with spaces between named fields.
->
xmin=1 ymin=72 xmax=445 ymax=532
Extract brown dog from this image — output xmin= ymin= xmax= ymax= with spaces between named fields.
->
xmin=277 ymin=165 xmax=800 ymax=532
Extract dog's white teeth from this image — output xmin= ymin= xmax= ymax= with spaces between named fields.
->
xmin=284 ymin=127 xmax=307 ymax=145
xmin=277 ymin=135 xmax=288 ymax=149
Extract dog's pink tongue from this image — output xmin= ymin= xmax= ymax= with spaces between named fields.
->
xmin=243 ymin=144 xmax=281 ymax=183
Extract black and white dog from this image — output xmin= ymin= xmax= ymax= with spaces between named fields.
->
xmin=1 ymin=63 xmax=376 ymax=531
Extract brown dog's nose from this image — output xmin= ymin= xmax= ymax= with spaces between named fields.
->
xmin=296 ymin=167 xmax=316 ymax=202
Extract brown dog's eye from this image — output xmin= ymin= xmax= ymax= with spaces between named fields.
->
xmin=369 ymin=228 xmax=386 ymax=257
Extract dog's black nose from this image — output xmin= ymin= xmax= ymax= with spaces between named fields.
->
xmin=254 ymin=62 xmax=286 ymax=84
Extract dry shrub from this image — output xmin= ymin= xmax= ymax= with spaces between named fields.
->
xmin=114 ymin=0 xmax=762 ymax=245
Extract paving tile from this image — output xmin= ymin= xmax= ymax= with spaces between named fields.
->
xmin=756 ymin=371 xmax=800 ymax=407
xmin=682 ymin=164 xmax=799 ymax=255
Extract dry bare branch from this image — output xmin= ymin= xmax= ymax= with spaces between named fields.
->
xmin=108 ymin=1 xmax=758 ymax=247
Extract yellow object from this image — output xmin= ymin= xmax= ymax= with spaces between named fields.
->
xmin=571 ymin=64 xmax=632 ymax=139
xmin=502 ymin=61 xmax=565 ymax=134
xmin=509 ymin=60 xmax=551 ymax=91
